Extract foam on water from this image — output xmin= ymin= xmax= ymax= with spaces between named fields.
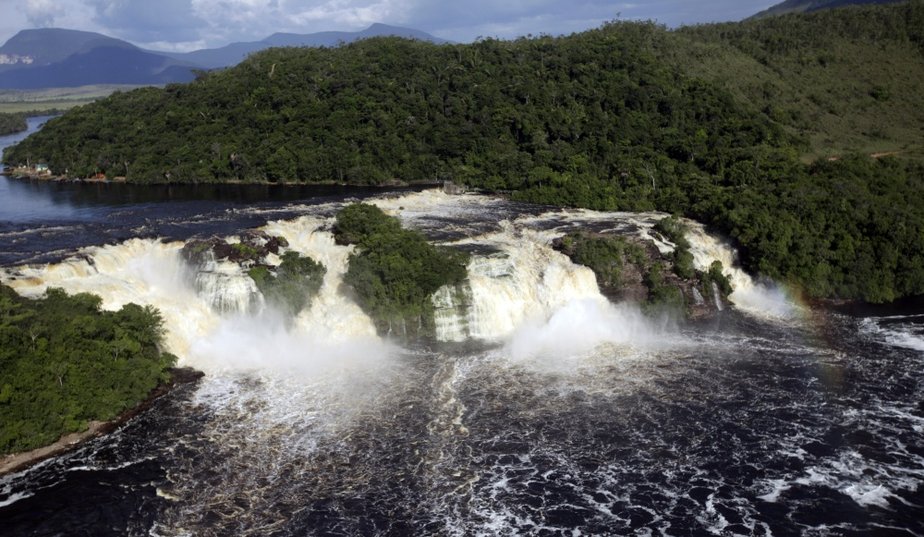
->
xmin=3 ymin=190 xmax=923 ymax=536
xmin=860 ymin=316 xmax=924 ymax=352
xmin=504 ymin=298 xmax=672 ymax=364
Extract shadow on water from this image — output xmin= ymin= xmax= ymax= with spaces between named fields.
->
xmin=0 ymin=177 xmax=426 ymax=266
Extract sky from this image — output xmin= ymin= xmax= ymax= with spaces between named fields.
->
xmin=0 ymin=0 xmax=779 ymax=52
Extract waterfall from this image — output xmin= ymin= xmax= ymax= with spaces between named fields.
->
xmin=193 ymin=252 xmax=264 ymax=314
xmin=711 ymin=282 xmax=724 ymax=311
xmin=262 ymin=216 xmax=379 ymax=341
xmin=431 ymin=224 xmax=602 ymax=343
xmin=1 ymin=239 xmax=218 ymax=359
xmin=432 ymin=283 xmax=472 ymax=343
xmin=0 ymin=191 xmax=799 ymax=374
xmin=691 ymin=286 xmax=705 ymax=306
xmin=683 ymin=222 xmax=798 ymax=319
xmin=0 ymin=219 xmax=388 ymax=377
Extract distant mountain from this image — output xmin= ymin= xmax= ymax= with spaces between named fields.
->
xmin=0 ymin=28 xmax=198 ymax=89
xmin=166 ymin=23 xmax=448 ymax=69
xmin=0 ymin=23 xmax=445 ymax=89
xmin=748 ymin=0 xmax=904 ymax=19
xmin=0 ymin=28 xmax=133 ymax=71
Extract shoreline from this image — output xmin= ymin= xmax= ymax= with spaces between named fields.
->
xmin=0 ymin=168 xmax=439 ymax=188
xmin=0 ymin=367 xmax=203 ymax=477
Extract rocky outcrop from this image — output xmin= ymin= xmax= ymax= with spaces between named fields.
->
xmin=181 ymin=230 xmax=288 ymax=268
xmin=179 ymin=231 xmax=325 ymax=317
xmin=553 ymin=230 xmax=731 ymax=317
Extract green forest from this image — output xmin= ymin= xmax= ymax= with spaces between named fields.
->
xmin=0 ymin=284 xmax=176 ymax=454
xmin=3 ymin=1 xmax=923 ymax=302
xmin=0 ymin=112 xmax=27 ymax=136
xmin=335 ymin=203 xmax=469 ymax=337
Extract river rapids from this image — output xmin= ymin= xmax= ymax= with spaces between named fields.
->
xmin=0 ymin=189 xmax=922 ymax=536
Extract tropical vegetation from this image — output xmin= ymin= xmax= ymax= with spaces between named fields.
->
xmin=248 ymin=251 xmax=326 ymax=316
xmin=0 ymin=112 xmax=27 ymax=136
xmin=0 ymin=284 xmax=176 ymax=454
xmin=3 ymin=1 xmax=923 ymax=302
xmin=335 ymin=203 xmax=469 ymax=337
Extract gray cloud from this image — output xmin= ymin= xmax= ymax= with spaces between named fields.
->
xmin=20 ymin=0 xmax=66 ymax=27
xmin=88 ymin=0 xmax=206 ymax=43
xmin=0 ymin=0 xmax=780 ymax=51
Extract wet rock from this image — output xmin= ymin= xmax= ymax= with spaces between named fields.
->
xmin=181 ymin=231 xmax=289 ymax=268
xmin=442 ymin=181 xmax=466 ymax=195
xmin=553 ymin=231 xmax=729 ymax=317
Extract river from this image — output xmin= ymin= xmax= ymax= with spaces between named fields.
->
xmin=1 ymin=123 xmax=922 ymax=536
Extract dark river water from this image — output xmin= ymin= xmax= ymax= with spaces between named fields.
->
xmin=1 ymin=121 xmax=923 ymax=536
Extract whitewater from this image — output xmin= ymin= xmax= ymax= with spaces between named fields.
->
xmin=1 ymin=189 xmax=922 ymax=536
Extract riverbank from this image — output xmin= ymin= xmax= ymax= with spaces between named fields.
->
xmin=0 ymin=166 xmax=440 ymax=187
xmin=0 ymin=367 xmax=203 ymax=477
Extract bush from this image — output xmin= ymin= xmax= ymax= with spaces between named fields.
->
xmin=337 ymin=204 xmax=468 ymax=337
xmin=248 ymin=251 xmax=326 ymax=316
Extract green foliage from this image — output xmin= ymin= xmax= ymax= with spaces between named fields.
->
xmin=337 ymin=204 xmax=469 ymax=337
xmin=721 ymin=155 xmax=924 ymax=302
xmin=654 ymin=216 xmax=695 ymax=280
xmin=644 ymin=263 xmax=684 ymax=311
xmin=674 ymin=1 xmax=924 ymax=160
xmin=248 ymin=251 xmax=326 ymax=316
xmin=557 ymin=232 xmax=646 ymax=289
xmin=0 ymin=112 xmax=27 ymax=136
xmin=4 ymin=2 xmax=924 ymax=302
xmin=333 ymin=203 xmax=402 ymax=245
xmin=230 ymin=242 xmax=260 ymax=261
xmin=0 ymin=284 xmax=176 ymax=455
xmin=704 ymin=260 xmax=734 ymax=297
xmin=1 ymin=20 xmax=788 ymax=185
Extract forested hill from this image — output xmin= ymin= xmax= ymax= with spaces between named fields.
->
xmin=4 ymin=1 xmax=924 ymax=303
xmin=749 ymin=0 xmax=905 ymax=20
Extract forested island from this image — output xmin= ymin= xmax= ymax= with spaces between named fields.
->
xmin=3 ymin=1 xmax=924 ymax=303
xmin=0 ymin=284 xmax=177 ymax=456
xmin=0 ymin=112 xmax=27 ymax=136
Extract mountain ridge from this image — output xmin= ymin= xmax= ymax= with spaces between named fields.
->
xmin=162 ymin=23 xmax=448 ymax=69
xmin=0 ymin=23 xmax=448 ymax=88
xmin=0 ymin=28 xmax=198 ymax=89
xmin=748 ymin=0 xmax=905 ymax=19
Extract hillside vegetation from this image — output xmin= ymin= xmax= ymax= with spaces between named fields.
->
xmin=676 ymin=2 xmax=924 ymax=160
xmin=749 ymin=0 xmax=905 ymax=20
xmin=3 ymin=1 xmax=923 ymax=302
xmin=0 ymin=284 xmax=176 ymax=454
xmin=0 ymin=112 xmax=27 ymax=136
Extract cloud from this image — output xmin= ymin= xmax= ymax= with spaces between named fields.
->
xmin=0 ymin=0 xmax=781 ymax=52
xmin=88 ymin=0 xmax=206 ymax=42
xmin=21 ymin=0 xmax=65 ymax=27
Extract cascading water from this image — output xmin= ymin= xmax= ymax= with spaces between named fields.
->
xmin=2 ymin=189 xmax=922 ymax=537
xmin=192 ymin=251 xmax=264 ymax=315
xmin=0 ymin=219 xmax=385 ymax=374
xmin=431 ymin=223 xmax=602 ymax=343
xmin=683 ymin=221 xmax=799 ymax=320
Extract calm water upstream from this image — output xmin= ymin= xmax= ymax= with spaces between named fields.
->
xmin=0 ymin=121 xmax=922 ymax=536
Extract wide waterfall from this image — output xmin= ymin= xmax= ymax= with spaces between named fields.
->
xmin=0 ymin=190 xmax=792 ymax=362
xmin=3 ymin=189 xmax=922 ymax=537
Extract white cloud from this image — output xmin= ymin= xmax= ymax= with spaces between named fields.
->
xmin=21 ymin=0 xmax=63 ymax=27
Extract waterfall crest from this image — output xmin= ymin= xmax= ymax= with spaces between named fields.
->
xmin=0 ymin=191 xmax=802 ymax=374
xmin=433 ymin=224 xmax=601 ymax=342
xmin=0 ymin=219 xmax=387 ymax=376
